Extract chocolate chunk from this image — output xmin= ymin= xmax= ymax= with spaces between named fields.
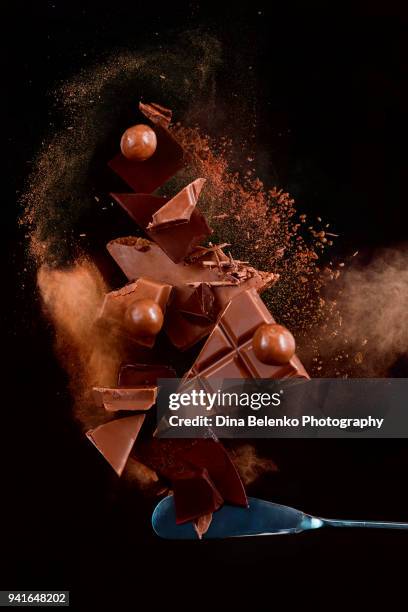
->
xmin=164 ymin=308 xmax=214 ymax=351
xmin=172 ymin=469 xmax=223 ymax=524
xmin=147 ymin=179 xmax=206 ymax=230
xmin=111 ymin=181 xmax=212 ymax=262
xmin=109 ymin=124 xmax=184 ymax=194
xmin=133 ymin=438 xmax=247 ymax=522
xmin=193 ymin=513 xmax=213 ymax=539
xmin=179 ymin=283 xmax=215 ymax=322
xmin=86 ymin=415 xmax=145 ymax=476
xmin=98 ymin=277 xmax=172 ymax=348
xmin=118 ymin=363 xmax=176 ymax=386
xmin=106 ymin=238 xmax=276 ymax=303
xmin=139 ymin=101 xmax=172 ymax=128
xmin=92 ymin=386 xmax=157 ymax=411
xmin=164 ymin=284 xmax=217 ymax=351
xmin=106 ymin=237 xmax=229 ymax=285
xmin=185 ymin=288 xmax=309 ymax=385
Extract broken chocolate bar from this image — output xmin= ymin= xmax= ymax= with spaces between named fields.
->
xmin=133 ymin=438 xmax=247 ymax=524
xmin=111 ymin=181 xmax=212 ymax=263
xmin=86 ymin=415 xmax=145 ymax=476
xmin=147 ymin=178 xmax=206 ymax=230
xmin=106 ymin=238 xmax=277 ymax=307
xmin=118 ymin=363 xmax=176 ymax=386
xmin=185 ymin=288 xmax=309 ymax=387
xmin=92 ymin=386 xmax=157 ymax=411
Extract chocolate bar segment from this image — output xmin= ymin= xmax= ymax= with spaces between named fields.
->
xmin=111 ymin=183 xmax=212 ymax=263
xmin=133 ymin=438 xmax=247 ymax=523
xmin=185 ymin=288 xmax=309 ymax=386
xmin=93 ymin=386 xmax=157 ymax=411
xmin=118 ymin=363 xmax=176 ymax=386
xmin=86 ymin=415 xmax=145 ymax=476
xmin=147 ymin=179 xmax=206 ymax=230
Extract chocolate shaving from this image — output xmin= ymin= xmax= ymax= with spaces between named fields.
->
xmin=139 ymin=101 xmax=173 ymax=128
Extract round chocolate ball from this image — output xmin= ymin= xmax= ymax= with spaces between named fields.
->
xmin=252 ymin=323 xmax=296 ymax=365
xmin=125 ymin=299 xmax=164 ymax=337
xmin=120 ymin=124 xmax=157 ymax=161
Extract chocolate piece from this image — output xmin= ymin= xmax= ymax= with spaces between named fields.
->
xmin=139 ymin=101 xmax=172 ymax=128
xmin=98 ymin=278 xmax=172 ymax=347
xmin=179 ymin=283 xmax=215 ymax=323
xmin=125 ymin=299 xmax=164 ymax=345
xmin=164 ymin=284 xmax=217 ymax=351
xmin=106 ymin=238 xmax=276 ymax=302
xmin=185 ymin=288 xmax=309 ymax=385
xmin=111 ymin=182 xmax=212 ymax=263
xmin=118 ymin=363 xmax=176 ymax=386
xmin=120 ymin=124 xmax=157 ymax=161
xmin=164 ymin=308 xmax=214 ymax=351
xmin=93 ymin=386 xmax=157 ymax=411
xmin=252 ymin=323 xmax=296 ymax=365
xmin=86 ymin=415 xmax=145 ymax=476
xmin=147 ymin=179 xmax=206 ymax=230
xmin=172 ymin=468 xmax=223 ymax=524
xmin=107 ymin=237 xmax=229 ymax=285
xmin=194 ymin=513 xmax=213 ymax=539
xmin=133 ymin=438 xmax=247 ymax=523
xmin=109 ymin=128 xmax=184 ymax=194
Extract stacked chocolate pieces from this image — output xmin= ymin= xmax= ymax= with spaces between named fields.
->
xmin=86 ymin=102 xmax=309 ymax=536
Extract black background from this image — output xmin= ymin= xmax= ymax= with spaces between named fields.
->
xmin=3 ymin=1 xmax=408 ymax=608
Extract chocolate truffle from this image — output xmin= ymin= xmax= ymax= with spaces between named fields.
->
xmin=252 ymin=323 xmax=296 ymax=365
xmin=125 ymin=299 xmax=164 ymax=338
xmin=120 ymin=124 xmax=157 ymax=161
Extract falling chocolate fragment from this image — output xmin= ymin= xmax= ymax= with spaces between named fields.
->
xmin=98 ymin=277 xmax=172 ymax=325
xmin=92 ymin=386 xmax=158 ymax=412
xmin=111 ymin=183 xmax=212 ymax=263
xmin=107 ymin=237 xmax=277 ymax=306
xmin=194 ymin=513 xmax=213 ymax=539
xmin=133 ymin=438 xmax=247 ymax=523
xmin=179 ymin=283 xmax=215 ymax=323
xmin=109 ymin=129 xmax=184 ymax=194
xmin=109 ymin=101 xmax=184 ymax=193
xmin=107 ymin=237 xmax=225 ymax=285
xmin=86 ymin=415 xmax=145 ymax=476
xmin=138 ymin=101 xmax=172 ymax=128
xmin=118 ymin=363 xmax=176 ymax=386
xmin=185 ymin=288 xmax=309 ymax=387
xmin=164 ymin=284 xmax=217 ymax=351
xmin=147 ymin=178 xmax=206 ymax=230
xmin=172 ymin=468 xmax=223 ymax=524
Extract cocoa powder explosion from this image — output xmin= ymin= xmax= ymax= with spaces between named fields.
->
xmin=20 ymin=43 xmax=408 ymax=489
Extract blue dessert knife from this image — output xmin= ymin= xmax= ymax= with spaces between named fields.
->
xmin=152 ymin=496 xmax=408 ymax=539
